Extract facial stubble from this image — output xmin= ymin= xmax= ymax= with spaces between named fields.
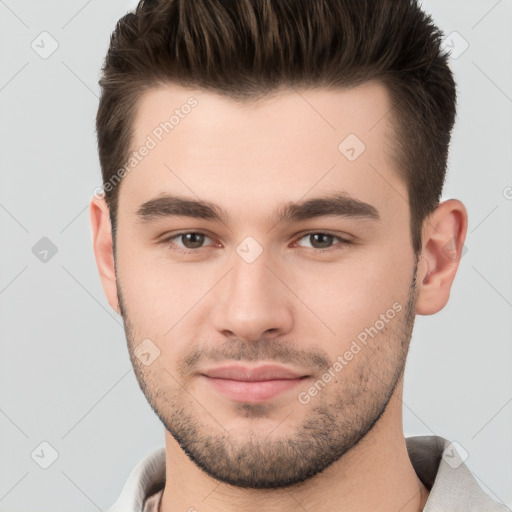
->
xmin=117 ymin=260 xmax=418 ymax=489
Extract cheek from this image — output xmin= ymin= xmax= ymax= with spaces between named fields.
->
xmin=285 ymin=251 xmax=412 ymax=352
xmin=116 ymin=243 xmax=219 ymax=344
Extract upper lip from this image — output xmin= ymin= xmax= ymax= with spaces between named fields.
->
xmin=201 ymin=364 xmax=307 ymax=381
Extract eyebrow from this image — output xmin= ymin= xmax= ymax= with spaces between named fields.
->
xmin=135 ymin=193 xmax=380 ymax=226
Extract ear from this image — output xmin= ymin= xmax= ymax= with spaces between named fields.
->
xmin=90 ymin=196 xmax=120 ymax=314
xmin=415 ymin=199 xmax=468 ymax=315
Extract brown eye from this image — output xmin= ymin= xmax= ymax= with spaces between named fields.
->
xmin=165 ymin=232 xmax=214 ymax=253
xmin=307 ymin=233 xmax=335 ymax=249
xmin=295 ymin=232 xmax=350 ymax=251
xmin=178 ymin=232 xmax=207 ymax=249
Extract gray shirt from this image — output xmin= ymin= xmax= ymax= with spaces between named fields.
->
xmin=105 ymin=435 xmax=510 ymax=512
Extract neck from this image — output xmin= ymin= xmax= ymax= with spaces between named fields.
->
xmin=159 ymin=381 xmax=429 ymax=512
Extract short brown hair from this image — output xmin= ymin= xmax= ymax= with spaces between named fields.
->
xmin=96 ymin=0 xmax=456 ymax=255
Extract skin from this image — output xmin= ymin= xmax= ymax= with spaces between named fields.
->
xmin=90 ymin=81 xmax=467 ymax=512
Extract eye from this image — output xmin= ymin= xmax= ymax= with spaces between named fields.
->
xmin=165 ymin=231 xmax=217 ymax=253
xmin=293 ymin=232 xmax=352 ymax=251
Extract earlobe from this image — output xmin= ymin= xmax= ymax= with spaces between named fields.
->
xmin=415 ymin=199 xmax=468 ymax=316
xmin=90 ymin=196 xmax=120 ymax=314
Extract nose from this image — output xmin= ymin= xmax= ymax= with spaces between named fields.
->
xmin=211 ymin=248 xmax=294 ymax=343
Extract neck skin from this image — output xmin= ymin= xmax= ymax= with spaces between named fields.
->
xmin=159 ymin=378 xmax=429 ymax=512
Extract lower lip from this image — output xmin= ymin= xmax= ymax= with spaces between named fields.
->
xmin=202 ymin=376 xmax=306 ymax=403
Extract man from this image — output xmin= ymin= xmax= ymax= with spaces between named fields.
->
xmin=90 ymin=1 xmax=509 ymax=511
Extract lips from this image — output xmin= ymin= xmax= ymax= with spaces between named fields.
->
xmin=200 ymin=364 xmax=309 ymax=403
xmin=202 ymin=364 xmax=306 ymax=381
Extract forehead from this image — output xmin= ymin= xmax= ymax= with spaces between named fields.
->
xmin=119 ymin=81 xmax=406 ymax=226
xmin=131 ymin=81 xmax=395 ymax=148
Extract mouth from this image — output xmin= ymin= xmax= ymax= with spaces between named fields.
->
xmin=200 ymin=364 xmax=310 ymax=403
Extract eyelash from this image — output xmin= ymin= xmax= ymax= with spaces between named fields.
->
xmin=161 ymin=231 xmax=353 ymax=255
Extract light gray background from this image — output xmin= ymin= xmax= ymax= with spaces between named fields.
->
xmin=0 ymin=0 xmax=511 ymax=510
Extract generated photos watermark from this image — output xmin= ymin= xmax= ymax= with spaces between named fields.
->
xmin=92 ymin=96 xmax=198 ymax=199
xmin=298 ymin=301 xmax=403 ymax=405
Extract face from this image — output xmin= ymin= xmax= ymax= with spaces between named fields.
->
xmin=112 ymin=82 xmax=420 ymax=488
